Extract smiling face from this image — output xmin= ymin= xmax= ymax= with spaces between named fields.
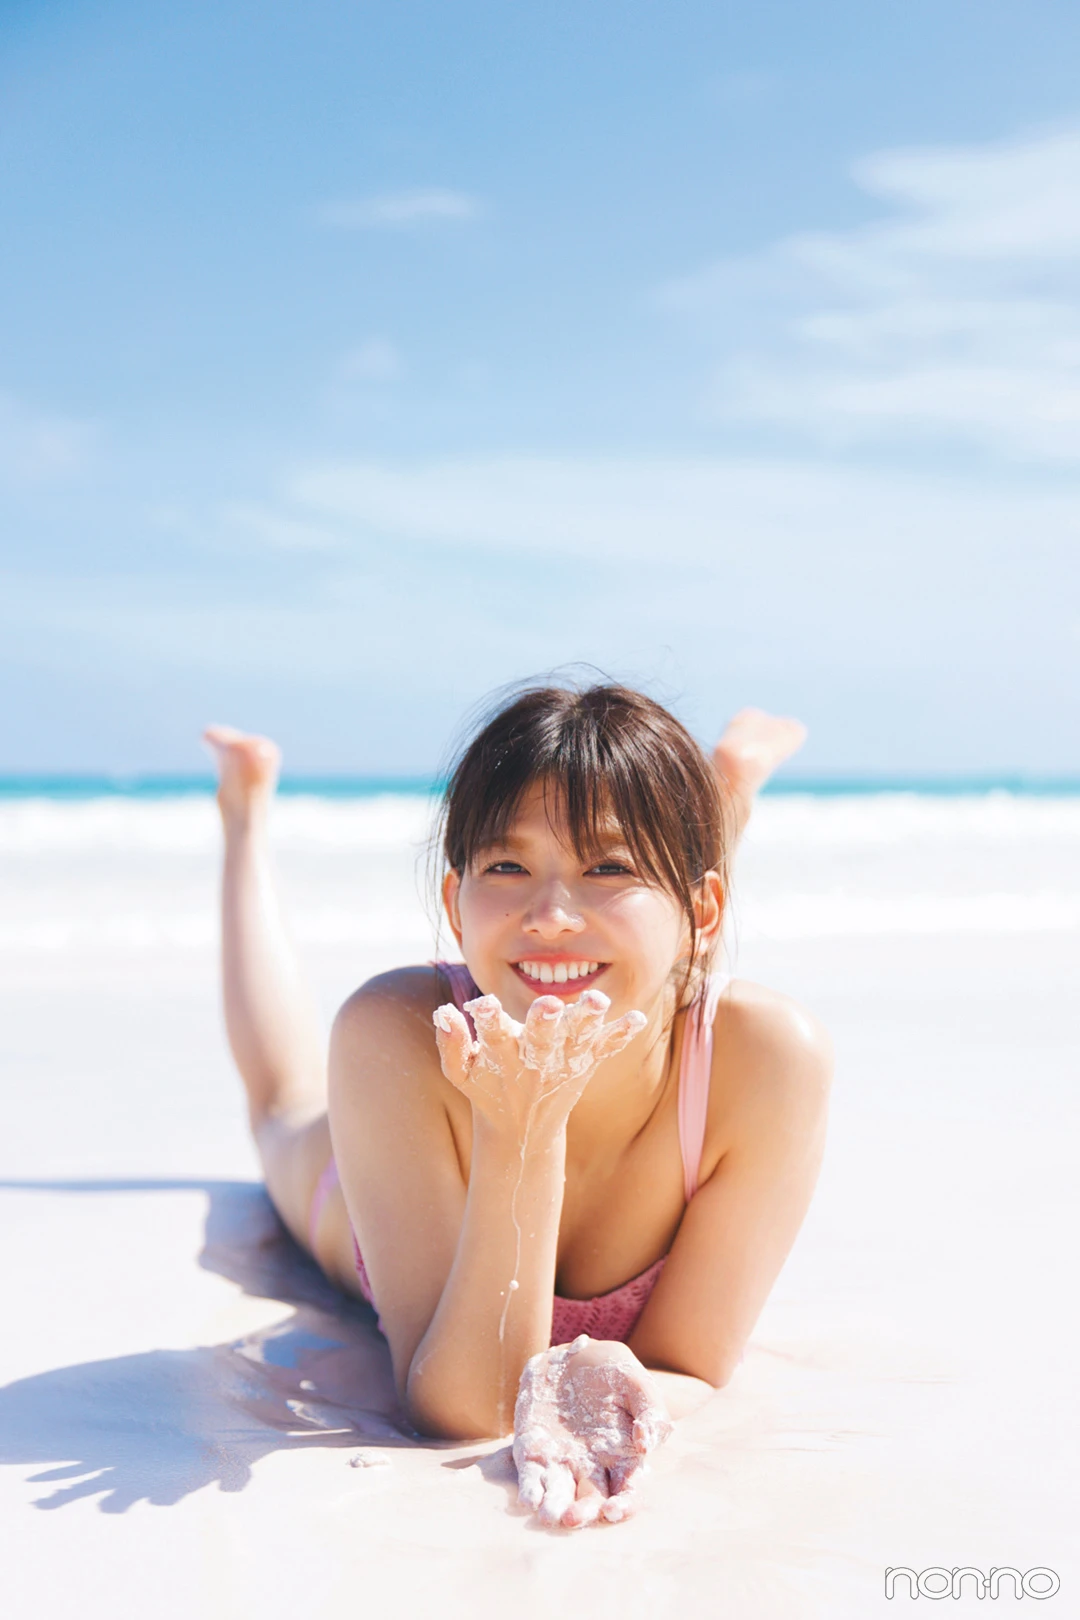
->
xmin=443 ymin=780 xmax=718 ymax=1024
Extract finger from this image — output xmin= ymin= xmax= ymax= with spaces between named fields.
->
xmin=464 ymin=993 xmax=521 ymax=1045
xmin=536 ymin=1461 xmax=576 ymax=1527
xmin=561 ymin=988 xmax=610 ymax=1047
xmin=515 ymin=1456 xmax=546 ymax=1513
xmin=593 ymin=1008 xmax=648 ymax=1064
xmin=621 ymin=1377 xmax=674 ymax=1453
xmin=632 ymin=1407 xmax=673 ymax=1453
xmin=561 ymin=1472 xmax=606 ymax=1530
xmin=520 ymin=995 xmax=565 ymax=1075
xmin=463 ymin=994 xmax=522 ymax=1070
xmin=432 ymin=1005 xmax=475 ymax=1089
xmin=599 ymin=1467 xmax=642 ymax=1523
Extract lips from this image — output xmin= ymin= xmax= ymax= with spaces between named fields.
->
xmin=511 ymin=958 xmax=608 ymax=993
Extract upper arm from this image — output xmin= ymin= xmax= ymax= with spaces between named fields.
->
xmin=629 ymin=989 xmax=832 ymax=1386
xmin=327 ymin=970 xmax=467 ymax=1393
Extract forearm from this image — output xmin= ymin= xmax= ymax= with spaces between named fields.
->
xmin=643 ymin=1367 xmax=716 ymax=1420
xmin=406 ymin=1118 xmax=567 ymax=1439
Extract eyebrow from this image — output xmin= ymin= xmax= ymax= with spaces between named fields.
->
xmin=476 ymin=829 xmax=635 ymax=859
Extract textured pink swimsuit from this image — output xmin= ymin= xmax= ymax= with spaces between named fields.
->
xmin=309 ymin=961 xmax=728 ymax=1347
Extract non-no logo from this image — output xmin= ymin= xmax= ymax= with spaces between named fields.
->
xmin=885 ymin=1567 xmax=1060 ymax=1600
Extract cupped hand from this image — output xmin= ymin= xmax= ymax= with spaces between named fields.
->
xmin=512 ymin=1335 xmax=673 ymax=1529
xmin=432 ymin=989 xmax=646 ymax=1139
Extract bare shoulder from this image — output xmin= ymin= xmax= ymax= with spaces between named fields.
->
xmin=711 ymin=978 xmax=833 ymax=1133
xmin=329 ymin=964 xmax=454 ymax=1107
xmin=334 ymin=963 xmax=450 ymax=1041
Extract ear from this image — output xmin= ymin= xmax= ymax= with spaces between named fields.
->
xmin=442 ymin=867 xmax=464 ymax=948
xmin=693 ymin=870 xmax=724 ymax=949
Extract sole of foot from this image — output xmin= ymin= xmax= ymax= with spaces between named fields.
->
xmin=202 ymin=724 xmax=282 ymax=821
xmin=713 ymin=708 xmax=808 ymax=798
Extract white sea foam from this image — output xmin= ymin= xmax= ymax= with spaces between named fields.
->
xmin=745 ymin=791 xmax=1080 ymax=847
xmin=0 ymin=907 xmax=434 ymax=954
xmin=739 ymin=889 xmax=1080 ymax=940
xmin=0 ymin=793 xmax=437 ymax=854
xmin=3 ymin=793 xmax=1078 ymax=953
xmin=3 ymin=790 xmax=1079 ymax=855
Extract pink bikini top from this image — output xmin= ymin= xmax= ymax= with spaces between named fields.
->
xmin=320 ymin=960 xmax=728 ymax=1347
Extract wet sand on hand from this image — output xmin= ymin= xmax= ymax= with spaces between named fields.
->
xmin=0 ymin=792 xmax=1076 ymax=1618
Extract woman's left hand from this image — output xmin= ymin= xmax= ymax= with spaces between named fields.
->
xmin=512 ymin=1335 xmax=673 ymax=1529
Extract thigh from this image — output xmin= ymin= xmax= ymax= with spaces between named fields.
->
xmin=254 ymin=1110 xmax=367 ymax=1296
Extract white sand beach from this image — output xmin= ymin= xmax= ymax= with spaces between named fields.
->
xmin=1 ymin=791 xmax=1076 ymax=1617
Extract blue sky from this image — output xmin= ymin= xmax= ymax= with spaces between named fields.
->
xmin=2 ymin=0 xmax=1079 ymax=774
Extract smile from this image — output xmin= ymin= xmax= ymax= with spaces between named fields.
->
xmin=512 ymin=958 xmax=608 ymax=991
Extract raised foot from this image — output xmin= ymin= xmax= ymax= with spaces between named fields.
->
xmin=713 ymin=707 xmax=807 ymax=803
xmin=202 ymin=724 xmax=281 ymax=821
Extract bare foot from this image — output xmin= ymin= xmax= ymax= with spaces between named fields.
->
xmin=202 ymin=724 xmax=281 ymax=825
xmin=712 ymin=708 xmax=807 ymax=839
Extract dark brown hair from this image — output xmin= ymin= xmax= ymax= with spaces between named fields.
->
xmin=440 ymin=682 xmax=729 ymax=1003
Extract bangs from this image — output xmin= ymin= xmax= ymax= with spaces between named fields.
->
xmin=442 ymin=684 xmax=724 ymax=909
xmin=454 ymin=758 xmax=698 ymax=901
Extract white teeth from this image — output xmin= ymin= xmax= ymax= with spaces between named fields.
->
xmin=516 ymin=959 xmax=602 ymax=983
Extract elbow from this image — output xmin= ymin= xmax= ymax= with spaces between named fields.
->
xmin=405 ymin=1403 xmax=502 ymax=1444
xmin=403 ymin=1371 xmax=507 ymax=1444
xmin=700 ymin=1341 xmax=747 ymax=1390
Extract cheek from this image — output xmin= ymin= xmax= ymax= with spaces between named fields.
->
xmin=604 ymin=891 xmax=686 ymax=963
xmin=456 ymin=886 xmax=511 ymax=948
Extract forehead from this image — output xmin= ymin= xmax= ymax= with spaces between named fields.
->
xmin=486 ymin=778 xmax=624 ymax=848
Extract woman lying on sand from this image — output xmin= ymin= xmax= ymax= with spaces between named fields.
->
xmin=204 ymin=682 xmax=831 ymax=1529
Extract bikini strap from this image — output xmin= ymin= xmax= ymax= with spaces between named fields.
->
xmin=677 ymin=972 xmax=730 ymax=1203
xmin=434 ymin=960 xmax=480 ymax=1026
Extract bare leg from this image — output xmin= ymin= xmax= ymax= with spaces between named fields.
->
xmin=713 ymin=708 xmax=808 ymax=844
xmin=204 ymin=725 xmax=347 ymax=1271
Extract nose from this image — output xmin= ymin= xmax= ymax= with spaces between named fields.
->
xmin=522 ymin=878 xmax=586 ymax=939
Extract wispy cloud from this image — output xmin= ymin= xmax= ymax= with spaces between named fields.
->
xmin=28 ymin=450 xmax=1073 ymax=705
xmin=315 ymin=188 xmax=483 ymax=229
xmin=660 ymin=126 xmax=1080 ymax=463
xmin=0 ymin=391 xmax=97 ymax=484
xmin=218 ymin=502 xmax=346 ymax=552
xmin=283 ymin=452 xmax=1077 ymax=646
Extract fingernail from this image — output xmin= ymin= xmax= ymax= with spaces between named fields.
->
xmin=434 ymin=1009 xmax=452 ymax=1033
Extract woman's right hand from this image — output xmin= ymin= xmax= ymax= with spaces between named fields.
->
xmin=432 ymin=989 xmax=646 ymax=1142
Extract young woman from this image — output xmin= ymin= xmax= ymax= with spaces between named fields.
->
xmin=204 ymin=684 xmax=830 ymax=1530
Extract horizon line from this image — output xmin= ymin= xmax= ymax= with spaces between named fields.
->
xmin=2 ymin=770 xmax=1080 ymax=800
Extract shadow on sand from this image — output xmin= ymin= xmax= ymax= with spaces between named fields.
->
xmin=0 ymin=1179 xmax=422 ymax=1512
